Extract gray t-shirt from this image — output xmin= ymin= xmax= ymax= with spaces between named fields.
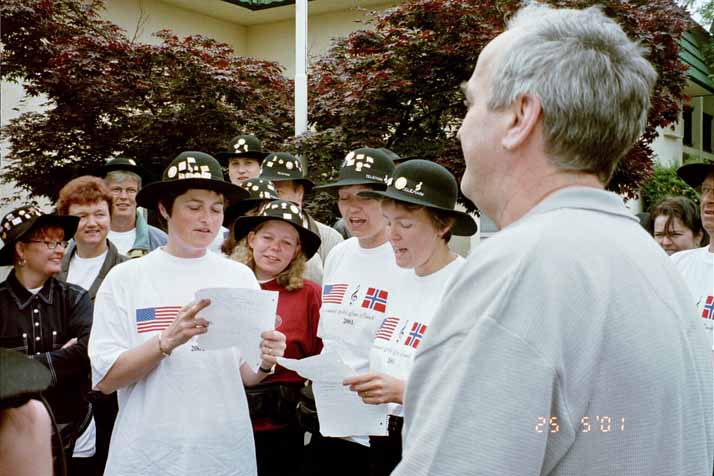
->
xmin=394 ymin=187 xmax=713 ymax=476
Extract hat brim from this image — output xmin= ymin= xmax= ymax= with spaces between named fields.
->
xmin=136 ymin=178 xmax=249 ymax=211
xmin=99 ymin=163 xmax=151 ymax=182
xmin=215 ymin=151 xmax=270 ymax=164
xmin=232 ymin=215 xmax=321 ymax=261
xmin=223 ymin=199 xmax=267 ymax=227
xmin=360 ymin=190 xmax=478 ymax=236
xmin=0 ymin=214 xmax=79 ymax=266
xmin=313 ymin=178 xmax=389 ymax=193
xmin=677 ymin=162 xmax=714 ymax=189
xmin=0 ymin=348 xmax=52 ymax=405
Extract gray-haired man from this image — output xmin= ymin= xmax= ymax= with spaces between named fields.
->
xmin=100 ymin=157 xmax=167 ymax=257
xmin=394 ymin=4 xmax=713 ymax=476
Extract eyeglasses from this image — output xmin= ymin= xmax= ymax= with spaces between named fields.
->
xmin=25 ymin=240 xmax=69 ymax=250
xmin=701 ymin=186 xmax=714 ymax=196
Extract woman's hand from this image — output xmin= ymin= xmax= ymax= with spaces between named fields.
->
xmin=159 ymin=299 xmax=211 ymax=353
xmin=259 ymin=329 xmax=287 ymax=367
xmin=343 ymin=372 xmax=405 ymax=405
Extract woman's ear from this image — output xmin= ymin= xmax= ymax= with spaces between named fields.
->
xmin=158 ymin=202 xmax=169 ymax=221
xmin=246 ymin=231 xmax=256 ymax=249
xmin=14 ymin=242 xmax=26 ymax=265
xmin=293 ymin=243 xmax=302 ymax=261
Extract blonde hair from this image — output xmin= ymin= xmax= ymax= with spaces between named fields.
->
xmin=230 ymin=225 xmax=306 ymax=291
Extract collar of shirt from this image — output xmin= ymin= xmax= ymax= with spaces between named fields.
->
xmin=6 ymin=270 xmax=54 ymax=309
xmin=522 ymin=186 xmax=637 ymax=224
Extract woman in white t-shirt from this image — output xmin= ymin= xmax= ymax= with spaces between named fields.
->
xmin=344 ymin=159 xmax=477 ymax=475
xmin=56 ymin=175 xmax=129 ymax=475
xmin=89 ymin=152 xmax=287 ymax=476
xmin=303 ymin=148 xmax=398 ymax=476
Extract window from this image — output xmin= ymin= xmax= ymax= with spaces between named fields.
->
xmin=683 ymin=106 xmax=693 ymax=147
xmin=704 ymin=112 xmax=712 ymax=152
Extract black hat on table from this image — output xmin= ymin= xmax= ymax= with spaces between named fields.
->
xmin=259 ymin=152 xmax=314 ymax=192
xmin=313 ymin=147 xmax=396 ymax=192
xmin=677 ymin=159 xmax=714 ymax=189
xmin=0 ymin=206 xmax=79 ymax=266
xmin=215 ymin=134 xmax=270 ymax=165
xmin=136 ymin=151 xmax=249 ymax=211
xmin=359 ymin=159 xmax=477 ymax=236
xmin=233 ymin=199 xmax=322 ymax=260
xmin=98 ymin=156 xmax=151 ymax=182
xmin=0 ymin=348 xmax=51 ymax=409
xmin=223 ymin=178 xmax=280 ymax=227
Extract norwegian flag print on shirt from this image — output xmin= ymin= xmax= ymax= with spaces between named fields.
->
xmin=136 ymin=306 xmax=182 ymax=333
xmin=375 ymin=317 xmax=400 ymax=341
xmin=702 ymin=296 xmax=714 ymax=320
xmin=323 ymin=283 xmax=349 ymax=305
xmin=404 ymin=321 xmax=427 ymax=349
xmin=361 ymin=287 xmax=388 ymax=313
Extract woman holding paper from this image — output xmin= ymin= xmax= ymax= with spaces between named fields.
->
xmin=343 ymin=160 xmax=477 ymax=475
xmin=231 ymin=198 xmax=323 ymax=476
xmin=88 ymin=151 xmax=287 ymax=476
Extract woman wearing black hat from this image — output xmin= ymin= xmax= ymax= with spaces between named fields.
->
xmin=232 ymin=199 xmax=323 ymax=476
xmin=343 ymin=159 xmax=477 ymax=475
xmin=221 ymin=178 xmax=280 ymax=256
xmin=215 ymin=134 xmax=270 ymax=185
xmin=304 ymin=147 xmax=405 ymax=476
xmin=89 ymin=151 xmax=287 ymax=476
xmin=0 ymin=206 xmax=92 ymax=472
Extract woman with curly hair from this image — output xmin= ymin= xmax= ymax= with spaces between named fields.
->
xmin=648 ymin=196 xmax=706 ymax=255
xmin=232 ymin=199 xmax=323 ymax=476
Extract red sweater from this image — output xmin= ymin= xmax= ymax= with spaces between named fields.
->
xmin=261 ymin=278 xmax=323 ymax=384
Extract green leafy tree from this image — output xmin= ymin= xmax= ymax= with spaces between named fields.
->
xmin=1 ymin=0 xmax=293 ymax=201
xmin=640 ymin=163 xmax=699 ymax=212
xmin=299 ymin=0 xmax=690 ymax=223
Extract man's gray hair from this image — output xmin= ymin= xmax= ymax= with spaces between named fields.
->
xmin=104 ymin=170 xmax=142 ymax=188
xmin=488 ymin=3 xmax=658 ymax=183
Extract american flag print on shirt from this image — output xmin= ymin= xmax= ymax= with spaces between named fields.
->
xmin=702 ymin=296 xmax=714 ymax=320
xmin=136 ymin=306 xmax=182 ymax=334
xmin=361 ymin=287 xmax=388 ymax=313
xmin=404 ymin=321 xmax=428 ymax=349
xmin=323 ymin=283 xmax=349 ymax=304
xmin=375 ymin=317 xmax=400 ymax=341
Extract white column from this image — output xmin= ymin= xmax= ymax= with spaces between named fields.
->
xmin=295 ymin=0 xmax=308 ymax=136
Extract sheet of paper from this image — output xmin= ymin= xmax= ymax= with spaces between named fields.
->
xmin=193 ymin=287 xmax=278 ymax=369
xmin=278 ymin=350 xmax=389 ymax=437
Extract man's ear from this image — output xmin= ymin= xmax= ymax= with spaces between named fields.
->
xmin=501 ymin=93 xmax=542 ymax=151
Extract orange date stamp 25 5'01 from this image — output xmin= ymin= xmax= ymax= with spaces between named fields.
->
xmin=534 ymin=416 xmax=625 ymax=433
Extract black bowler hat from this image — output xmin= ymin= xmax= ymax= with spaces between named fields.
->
xmin=0 ymin=206 xmax=79 ymax=266
xmin=215 ymin=134 xmax=270 ymax=165
xmin=359 ymin=159 xmax=477 ymax=236
xmin=259 ymin=152 xmax=314 ymax=192
xmin=98 ymin=156 xmax=151 ymax=182
xmin=313 ymin=147 xmax=396 ymax=192
xmin=136 ymin=151 xmax=249 ymax=210
xmin=677 ymin=159 xmax=714 ymax=189
xmin=233 ymin=199 xmax=322 ymax=260
xmin=0 ymin=348 xmax=51 ymax=409
xmin=223 ymin=178 xmax=280 ymax=227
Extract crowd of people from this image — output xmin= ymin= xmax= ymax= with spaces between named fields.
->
xmin=2 ymin=2 xmax=714 ymax=475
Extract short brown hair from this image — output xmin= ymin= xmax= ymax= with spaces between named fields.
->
xmin=381 ymin=198 xmax=455 ymax=242
xmin=56 ymin=176 xmax=113 ymax=216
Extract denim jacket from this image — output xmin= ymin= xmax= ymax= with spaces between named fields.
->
xmin=0 ymin=271 xmax=92 ymax=425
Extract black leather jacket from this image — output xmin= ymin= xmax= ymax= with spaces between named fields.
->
xmin=0 ymin=271 xmax=92 ymax=425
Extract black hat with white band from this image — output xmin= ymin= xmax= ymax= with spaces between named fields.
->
xmin=232 ymin=199 xmax=321 ymax=260
xmin=136 ymin=151 xmax=249 ymax=210
xmin=359 ymin=159 xmax=477 ymax=236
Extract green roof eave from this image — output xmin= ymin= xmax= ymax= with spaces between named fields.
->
xmin=679 ymin=30 xmax=714 ymax=93
xmin=222 ymin=0 xmax=298 ymax=10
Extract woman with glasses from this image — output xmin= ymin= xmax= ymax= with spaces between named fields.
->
xmin=0 ymin=206 xmax=93 ymax=472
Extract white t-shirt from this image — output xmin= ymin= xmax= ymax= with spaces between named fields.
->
xmin=89 ymin=248 xmax=260 ymax=476
xmin=369 ymin=256 xmax=464 ymax=416
xmin=671 ymin=245 xmax=714 ymax=349
xmin=107 ymin=228 xmax=136 ymax=255
xmin=318 ymin=238 xmax=408 ymax=444
xmin=67 ymin=249 xmax=107 ymax=292
xmin=66 ymin=249 xmax=107 ymax=458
